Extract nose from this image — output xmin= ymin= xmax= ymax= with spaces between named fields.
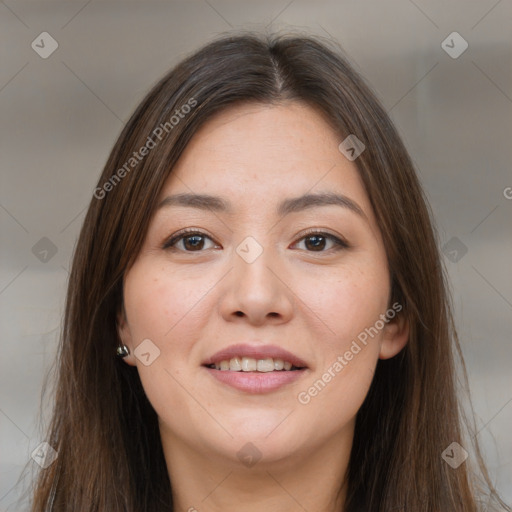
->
xmin=218 ymin=241 xmax=294 ymax=326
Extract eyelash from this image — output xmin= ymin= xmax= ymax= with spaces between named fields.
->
xmin=162 ymin=228 xmax=350 ymax=253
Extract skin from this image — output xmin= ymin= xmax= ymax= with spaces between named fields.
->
xmin=117 ymin=102 xmax=409 ymax=512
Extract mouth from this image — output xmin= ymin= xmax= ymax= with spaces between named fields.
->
xmin=202 ymin=343 xmax=309 ymax=372
xmin=204 ymin=357 xmax=304 ymax=372
xmin=201 ymin=344 xmax=309 ymax=394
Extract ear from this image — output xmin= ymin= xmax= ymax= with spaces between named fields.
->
xmin=378 ymin=309 xmax=409 ymax=360
xmin=116 ymin=305 xmax=137 ymax=367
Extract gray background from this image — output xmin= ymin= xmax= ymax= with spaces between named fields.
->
xmin=1 ymin=1 xmax=511 ymax=510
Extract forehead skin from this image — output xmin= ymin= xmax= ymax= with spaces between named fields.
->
xmin=157 ymin=101 xmax=383 ymax=247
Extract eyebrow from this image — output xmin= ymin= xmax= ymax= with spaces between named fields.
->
xmin=156 ymin=192 xmax=366 ymax=219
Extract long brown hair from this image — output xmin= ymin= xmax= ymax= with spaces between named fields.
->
xmin=25 ymin=32 xmax=510 ymax=511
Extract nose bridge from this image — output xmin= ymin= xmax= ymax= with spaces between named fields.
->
xmin=233 ymin=234 xmax=279 ymax=293
xmin=219 ymin=232 xmax=293 ymax=323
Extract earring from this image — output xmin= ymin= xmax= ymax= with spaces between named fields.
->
xmin=116 ymin=344 xmax=130 ymax=358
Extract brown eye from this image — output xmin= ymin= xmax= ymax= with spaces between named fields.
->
xmin=304 ymin=234 xmax=327 ymax=251
xmin=293 ymin=231 xmax=349 ymax=252
xmin=181 ymin=234 xmax=206 ymax=251
xmin=163 ymin=230 xmax=218 ymax=252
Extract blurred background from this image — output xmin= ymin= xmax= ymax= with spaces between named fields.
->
xmin=1 ymin=1 xmax=511 ymax=510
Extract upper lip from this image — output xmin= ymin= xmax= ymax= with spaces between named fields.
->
xmin=202 ymin=343 xmax=308 ymax=368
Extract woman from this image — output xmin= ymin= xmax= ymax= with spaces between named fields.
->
xmin=28 ymin=33 xmax=510 ymax=511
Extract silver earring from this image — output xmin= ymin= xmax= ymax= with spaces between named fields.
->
xmin=116 ymin=344 xmax=130 ymax=358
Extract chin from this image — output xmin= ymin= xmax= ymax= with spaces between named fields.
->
xmin=223 ymin=422 xmax=308 ymax=462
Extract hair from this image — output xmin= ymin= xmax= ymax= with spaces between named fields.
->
xmin=23 ymin=32 xmax=510 ymax=511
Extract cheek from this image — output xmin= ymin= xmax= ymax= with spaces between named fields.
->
xmin=297 ymin=352 xmax=376 ymax=441
xmin=124 ymin=263 xmax=215 ymax=341
xmin=297 ymin=259 xmax=390 ymax=345
xmin=293 ymin=256 xmax=388 ymax=406
xmin=294 ymin=257 xmax=389 ymax=428
xmin=122 ymin=264 xmax=214 ymax=423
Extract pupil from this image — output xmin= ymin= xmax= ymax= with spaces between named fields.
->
xmin=185 ymin=235 xmax=204 ymax=250
xmin=305 ymin=235 xmax=325 ymax=251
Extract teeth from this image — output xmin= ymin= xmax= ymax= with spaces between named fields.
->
xmin=229 ymin=357 xmax=242 ymax=371
xmin=241 ymin=357 xmax=257 ymax=372
xmin=257 ymin=358 xmax=274 ymax=372
xmin=274 ymin=358 xmax=284 ymax=370
xmin=211 ymin=356 xmax=301 ymax=372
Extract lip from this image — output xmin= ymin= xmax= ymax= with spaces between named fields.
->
xmin=202 ymin=343 xmax=309 ymax=368
xmin=202 ymin=343 xmax=309 ymax=394
xmin=204 ymin=366 xmax=307 ymax=393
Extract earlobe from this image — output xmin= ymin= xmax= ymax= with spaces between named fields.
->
xmin=116 ymin=308 xmax=137 ymax=366
xmin=378 ymin=313 xmax=409 ymax=360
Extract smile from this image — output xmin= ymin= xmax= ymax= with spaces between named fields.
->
xmin=206 ymin=356 xmax=303 ymax=372
xmin=202 ymin=343 xmax=309 ymax=393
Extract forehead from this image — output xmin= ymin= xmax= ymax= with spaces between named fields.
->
xmin=160 ymin=102 xmax=370 ymax=214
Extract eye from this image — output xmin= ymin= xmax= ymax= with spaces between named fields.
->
xmin=292 ymin=230 xmax=349 ymax=252
xmin=163 ymin=229 xmax=219 ymax=252
xmin=163 ymin=229 xmax=349 ymax=253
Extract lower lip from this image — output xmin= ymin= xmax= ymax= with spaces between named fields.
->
xmin=204 ymin=367 xmax=307 ymax=393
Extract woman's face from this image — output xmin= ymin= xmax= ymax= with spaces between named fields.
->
xmin=118 ymin=102 xmax=408 ymax=469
